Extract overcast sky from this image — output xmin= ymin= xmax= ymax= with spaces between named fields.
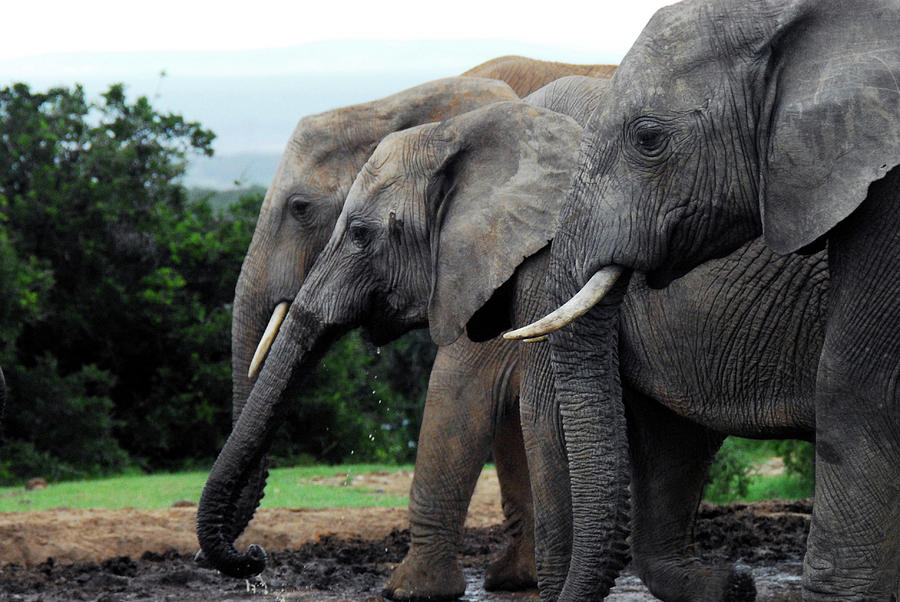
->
xmin=4 ymin=0 xmax=673 ymax=61
xmin=2 ymin=0 xmax=677 ymax=182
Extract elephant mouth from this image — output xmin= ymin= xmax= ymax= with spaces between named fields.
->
xmin=644 ymin=265 xmax=690 ymax=290
xmin=504 ymin=265 xmax=626 ymax=341
xmin=248 ymin=300 xmax=291 ymax=380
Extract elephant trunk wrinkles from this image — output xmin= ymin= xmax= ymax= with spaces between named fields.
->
xmin=550 ymin=274 xmax=631 ymax=601
xmin=213 ymin=255 xmax=278 ymax=550
xmin=519 ymin=341 xmax=573 ymax=599
xmin=198 ymin=307 xmax=336 ymax=578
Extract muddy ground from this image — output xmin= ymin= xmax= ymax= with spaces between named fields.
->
xmin=0 ymin=469 xmax=809 ymax=601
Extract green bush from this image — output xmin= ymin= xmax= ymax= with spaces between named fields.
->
xmin=771 ymin=439 xmax=815 ymax=489
xmin=271 ymin=330 xmax=435 ymax=466
xmin=0 ymin=83 xmax=434 ymax=484
xmin=705 ymin=437 xmax=815 ymax=503
xmin=705 ymin=438 xmax=755 ymax=502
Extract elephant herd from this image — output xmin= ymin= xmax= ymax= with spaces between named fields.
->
xmin=196 ymin=1 xmax=900 ymax=600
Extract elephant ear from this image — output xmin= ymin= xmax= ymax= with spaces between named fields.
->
xmin=761 ymin=0 xmax=900 ymax=254
xmin=425 ymin=101 xmax=583 ymax=346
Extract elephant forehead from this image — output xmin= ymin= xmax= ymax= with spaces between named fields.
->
xmin=622 ymin=0 xmax=777 ymax=94
xmin=361 ymin=129 xmax=436 ymax=184
xmin=344 ymin=160 xmax=418 ymax=216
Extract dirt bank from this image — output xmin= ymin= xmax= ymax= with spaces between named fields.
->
xmin=0 ymin=469 xmax=809 ymax=600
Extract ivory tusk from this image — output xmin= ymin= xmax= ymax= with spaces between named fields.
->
xmin=248 ymin=301 xmax=289 ymax=379
xmin=522 ymin=335 xmax=548 ymax=343
xmin=503 ymin=265 xmax=624 ymax=341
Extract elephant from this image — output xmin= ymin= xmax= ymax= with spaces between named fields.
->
xmin=205 ymin=75 xmax=833 ymax=602
xmin=226 ymin=58 xmax=615 ymax=600
xmin=197 ymin=97 xmax=587 ymax=586
xmin=463 ymin=55 xmax=615 ymax=96
xmin=510 ymin=0 xmax=900 ymax=599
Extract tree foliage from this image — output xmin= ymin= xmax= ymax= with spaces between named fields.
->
xmin=0 ymin=83 xmax=435 ymax=485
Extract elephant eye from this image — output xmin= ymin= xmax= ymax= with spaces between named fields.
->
xmin=348 ymin=221 xmax=374 ymax=248
xmin=288 ymin=195 xmax=312 ymax=223
xmin=630 ymin=118 xmax=669 ymax=158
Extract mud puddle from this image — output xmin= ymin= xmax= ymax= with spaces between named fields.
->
xmin=0 ymin=500 xmax=809 ymax=601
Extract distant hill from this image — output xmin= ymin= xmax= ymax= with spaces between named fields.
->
xmin=186 ymin=153 xmax=280 ymax=189
xmin=189 ymin=185 xmax=267 ymax=212
xmin=6 ymin=40 xmax=623 ymax=190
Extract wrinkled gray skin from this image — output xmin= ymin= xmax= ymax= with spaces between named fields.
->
xmin=224 ymin=75 xmax=525 ymax=598
xmin=533 ymin=241 xmax=828 ymax=602
xmin=545 ymin=0 xmax=900 ymax=599
xmin=197 ymin=99 xmax=585 ymax=589
xmin=383 ymin=76 xmax=611 ymax=602
xmin=207 ymin=76 xmax=834 ymax=602
xmin=224 ymin=60 xmax=615 ymax=600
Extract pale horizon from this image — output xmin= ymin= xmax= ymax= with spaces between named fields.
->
xmin=3 ymin=0 xmax=675 ymax=188
xmin=4 ymin=1 xmax=672 ymax=61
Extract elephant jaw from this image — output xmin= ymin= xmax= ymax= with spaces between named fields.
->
xmin=503 ymin=265 xmax=625 ymax=341
xmin=248 ymin=301 xmax=289 ymax=379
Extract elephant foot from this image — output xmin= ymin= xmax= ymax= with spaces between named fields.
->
xmin=721 ymin=565 xmax=757 ymax=602
xmin=637 ymin=558 xmax=757 ymax=602
xmin=382 ymin=548 xmax=466 ymax=601
xmin=483 ymin=535 xmax=537 ymax=592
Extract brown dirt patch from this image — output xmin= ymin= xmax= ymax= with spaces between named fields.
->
xmin=0 ymin=468 xmax=505 ymax=568
xmin=0 ymin=469 xmax=810 ymax=600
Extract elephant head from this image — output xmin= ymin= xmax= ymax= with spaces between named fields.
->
xmin=509 ymin=0 xmax=900 ymax=598
xmin=223 ymin=76 xmax=517 ymax=546
xmin=198 ymin=100 xmax=583 ymax=578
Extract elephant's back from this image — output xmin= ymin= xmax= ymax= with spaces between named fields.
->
xmin=463 ymin=55 xmax=615 ymax=97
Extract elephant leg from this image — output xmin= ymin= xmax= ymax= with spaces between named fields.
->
xmin=484 ymin=395 xmax=537 ymax=591
xmin=803 ymin=172 xmax=900 ymax=601
xmin=626 ymin=389 xmax=756 ymax=602
xmin=383 ymin=338 xmax=518 ymax=602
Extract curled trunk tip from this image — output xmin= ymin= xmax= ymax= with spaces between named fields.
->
xmin=196 ymin=513 xmax=268 ymax=578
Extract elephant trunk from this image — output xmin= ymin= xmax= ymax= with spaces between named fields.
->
xmin=198 ymin=304 xmax=338 ymax=578
xmin=519 ymin=340 xmax=573 ymax=598
xmin=209 ymin=253 xmax=280 ymax=551
xmin=550 ymin=270 xmax=632 ymax=601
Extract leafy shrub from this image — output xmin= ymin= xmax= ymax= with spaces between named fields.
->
xmin=705 ymin=438 xmax=754 ymax=502
xmin=705 ymin=437 xmax=815 ymax=503
xmin=270 ymin=330 xmax=436 ymax=466
xmin=0 ymin=83 xmax=434 ymax=484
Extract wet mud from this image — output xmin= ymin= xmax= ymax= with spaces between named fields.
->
xmin=0 ymin=500 xmax=809 ymax=601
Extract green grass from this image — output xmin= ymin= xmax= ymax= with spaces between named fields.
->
xmin=0 ymin=463 xmax=412 ymax=513
xmin=741 ymin=472 xmax=814 ymax=502
xmin=1 ymin=448 xmax=812 ymax=513
xmin=704 ymin=438 xmax=814 ymax=504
